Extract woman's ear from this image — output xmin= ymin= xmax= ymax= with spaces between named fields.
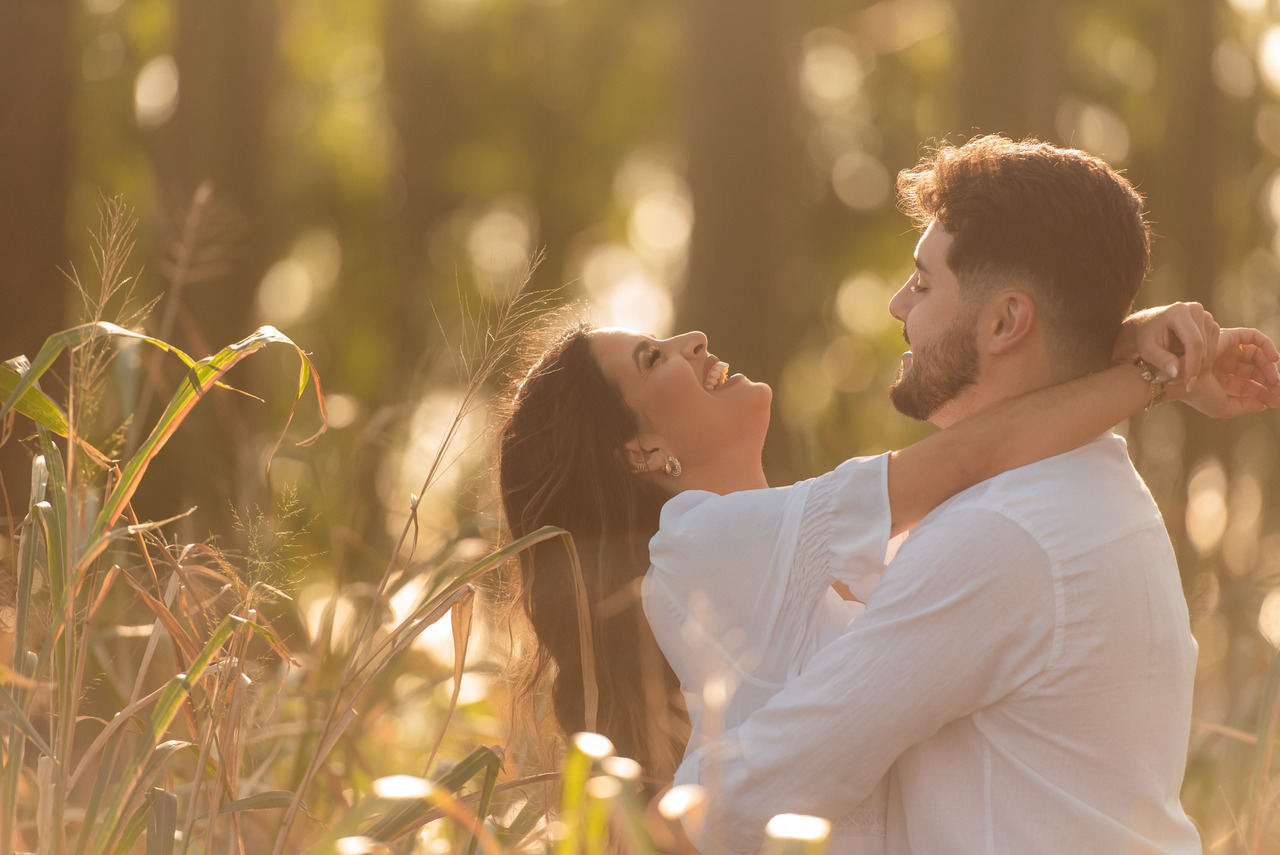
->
xmin=982 ymin=291 xmax=1036 ymax=355
xmin=624 ymin=439 xmax=667 ymax=475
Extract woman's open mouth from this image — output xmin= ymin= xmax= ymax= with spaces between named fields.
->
xmin=704 ymin=360 xmax=730 ymax=391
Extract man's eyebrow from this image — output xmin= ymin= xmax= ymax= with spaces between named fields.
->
xmin=914 ymin=254 xmax=929 ymax=275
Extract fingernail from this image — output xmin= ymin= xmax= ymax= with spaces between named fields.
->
xmin=1187 ymin=375 xmax=1197 ymax=392
xmin=1165 ymin=362 xmax=1179 ymax=380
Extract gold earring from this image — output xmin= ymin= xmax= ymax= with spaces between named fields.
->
xmin=663 ymin=456 xmax=682 ymax=477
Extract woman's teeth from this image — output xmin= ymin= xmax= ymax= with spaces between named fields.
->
xmin=704 ymin=361 xmax=730 ymax=391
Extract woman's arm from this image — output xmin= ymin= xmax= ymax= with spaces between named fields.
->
xmin=886 ymin=360 xmax=1150 ymax=534
xmin=886 ymin=320 xmax=1280 ymax=535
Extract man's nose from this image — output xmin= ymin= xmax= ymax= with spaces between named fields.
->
xmin=888 ymin=280 xmax=912 ymax=323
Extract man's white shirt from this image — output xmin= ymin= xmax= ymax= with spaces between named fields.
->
xmin=676 ymin=434 xmax=1202 ymax=854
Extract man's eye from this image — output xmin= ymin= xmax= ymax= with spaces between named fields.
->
xmin=910 ymin=284 xmax=928 ymax=294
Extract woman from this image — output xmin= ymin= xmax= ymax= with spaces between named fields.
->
xmin=496 ymin=305 xmax=1275 ymax=829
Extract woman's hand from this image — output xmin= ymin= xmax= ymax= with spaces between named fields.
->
xmin=1169 ymin=327 xmax=1280 ymax=417
xmin=1116 ymin=302 xmax=1219 ymax=387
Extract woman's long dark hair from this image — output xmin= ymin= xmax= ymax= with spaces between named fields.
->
xmin=497 ymin=322 xmax=688 ymax=785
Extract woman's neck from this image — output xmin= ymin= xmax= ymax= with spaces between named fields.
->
xmin=678 ymin=462 xmax=769 ymax=495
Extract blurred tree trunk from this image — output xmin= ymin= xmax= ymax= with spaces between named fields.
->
xmin=682 ymin=0 xmax=803 ymax=477
xmin=131 ymin=0 xmax=278 ymax=534
xmin=384 ymin=0 xmax=450 ymax=392
xmin=953 ymin=0 xmax=1064 ymax=139
xmin=0 ymin=0 xmax=74 ymax=517
xmin=1153 ymin=0 xmax=1221 ymax=570
xmin=172 ymin=0 xmax=277 ymax=349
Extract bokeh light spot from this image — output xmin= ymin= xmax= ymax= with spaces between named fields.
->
xmin=801 ymin=30 xmax=865 ymax=116
xmin=1258 ymin=26 xmax=1280 ymax=94
xmin=134 ymin=55 xmax=180 ymax=127
xmin=373 ymin=775 xmax=431 ymax=799
xmin=1056 ymin=100 xmax=1130 ymax=163
xmin=767 ymin=814 xmax=831 ymax=843
xmin=258 ymin=259 xmax=315 ymax=325
xmin=1259 ymin=590 xmax=1280 ymax=649
xmin=836 ymin=273 xmax=895 ymax=336
xmin=1186 ymin=459 xmax=1228 ymax=556
xmin=467 ymin=199 xmax=535 ymax=295
xmin=831 ymin=151 xmax=890 ymax=211
xmin=629 ymin=190 xmax=692 ymax=259
xmin=1213 ymin=40 xmax=1256 ymax=99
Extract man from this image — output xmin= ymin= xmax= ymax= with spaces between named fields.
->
xmin=674 ymin=136 xmax=1280 ymax=853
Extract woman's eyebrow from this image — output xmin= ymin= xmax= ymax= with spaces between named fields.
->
xmin=632 ymin=339 xmax=649 ymax=372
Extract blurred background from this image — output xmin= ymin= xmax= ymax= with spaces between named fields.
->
xmin=3 ymin=0 xmax=1280 ymax=848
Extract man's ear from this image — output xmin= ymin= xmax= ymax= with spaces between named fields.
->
xmin=982 ymin=291 xmax=1036 ymax=355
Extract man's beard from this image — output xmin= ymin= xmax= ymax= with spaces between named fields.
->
xmin=889 ymin=311 xmax=980 ymax=421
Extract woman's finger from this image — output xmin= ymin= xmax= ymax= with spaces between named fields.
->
xmin=1170 ymin=312 xmax=1203 ymax=386
xmin=1200 ymin=311 xmax=1220 ymax=378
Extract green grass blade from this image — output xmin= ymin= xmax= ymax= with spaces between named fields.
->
xmin=88 ymin=325 xmax=325 ymax=547
xmin=211 ymin=790 xmax=297 ymax=817
xmin=494 ymin=800 xmax=545 ymax=848
xmin=0 ymin=653 xmax=37 ymax=853
xmin=146 ymin=788 xmax=178 ymax=855
xmin=463 ymin=756 xmax=500 ymax=855
xmin=12 ymin=499 xmax=45 ymax=675
xmin=0 ymin=685 xmax=55 ymax=760
xmin=0 ymin=361 xmax=71 ymax=437
xmin=0 ymin=322 xmax=202 ymax=423
xmin=111 ymin=797 xmax=151 ymax=855
xmin=362 ymin=746 xmax=503 ymax=842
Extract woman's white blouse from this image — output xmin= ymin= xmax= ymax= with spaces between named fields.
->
xmin=642 ymin=453 xmax=892 ymax=851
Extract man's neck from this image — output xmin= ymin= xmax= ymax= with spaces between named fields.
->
xmin=929 ymin=360 xmax=1060 ymax=429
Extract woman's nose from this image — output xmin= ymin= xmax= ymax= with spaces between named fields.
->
xmin=672 ymin=331 xmax=708 ymax=357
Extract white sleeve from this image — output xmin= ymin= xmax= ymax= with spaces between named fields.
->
xmin=797 ymin=453 xmax=892 ymax=589
xmin=676 ymin=507 xmax=1055 ymax=852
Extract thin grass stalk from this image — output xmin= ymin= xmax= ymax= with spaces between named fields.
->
xmin=76 ymin=736 xmax=130 ymax=855
xmin=178 ymin=695 xmax=222 ymax=855
xmin=273 ymin=585 xmax=474 ymax=850
xmin=89 ymin=615 xmax=241 ymax=854
xmin=1249 ymin=646 xmax=1280 ymax=852
xmin=127 ymin=183 xmax=214 ymax=457
xmin=0 ymin=656 xmax=35 ymax=855
xmin=68 ymin=681 xmax=169 ymax=790
xmin=271 ymin=285 xmax=545 ymax=851
xmin=209 ymin=620 xmax=256 ymax=855
xmin=271 ymin=528 xmax=566 ymax=852
xmin=1 ymin=463 xmax=47 ymax=854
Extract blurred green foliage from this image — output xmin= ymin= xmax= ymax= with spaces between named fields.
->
xmin=3 ymin=0 xmax=1280 ymax=851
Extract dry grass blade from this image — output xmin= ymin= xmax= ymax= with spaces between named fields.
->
xmin=423 ymin=589 xmax=475 ymax=777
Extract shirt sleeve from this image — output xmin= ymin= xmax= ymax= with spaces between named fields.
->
xmin=798 ymin=452 xmax=892 ymax=590
xmin=676 ymin=506 xmax=1056 ymax=853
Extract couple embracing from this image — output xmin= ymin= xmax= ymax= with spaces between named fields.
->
xmin=498 ymin=135 xmax=1280 ymax=853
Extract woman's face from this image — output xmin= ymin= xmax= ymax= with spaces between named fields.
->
xmin=588 ymin=328 xmax=772 ymax=480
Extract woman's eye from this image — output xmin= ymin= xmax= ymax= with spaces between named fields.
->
xmin=644 ymin=347 xmax=661 ymax=368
